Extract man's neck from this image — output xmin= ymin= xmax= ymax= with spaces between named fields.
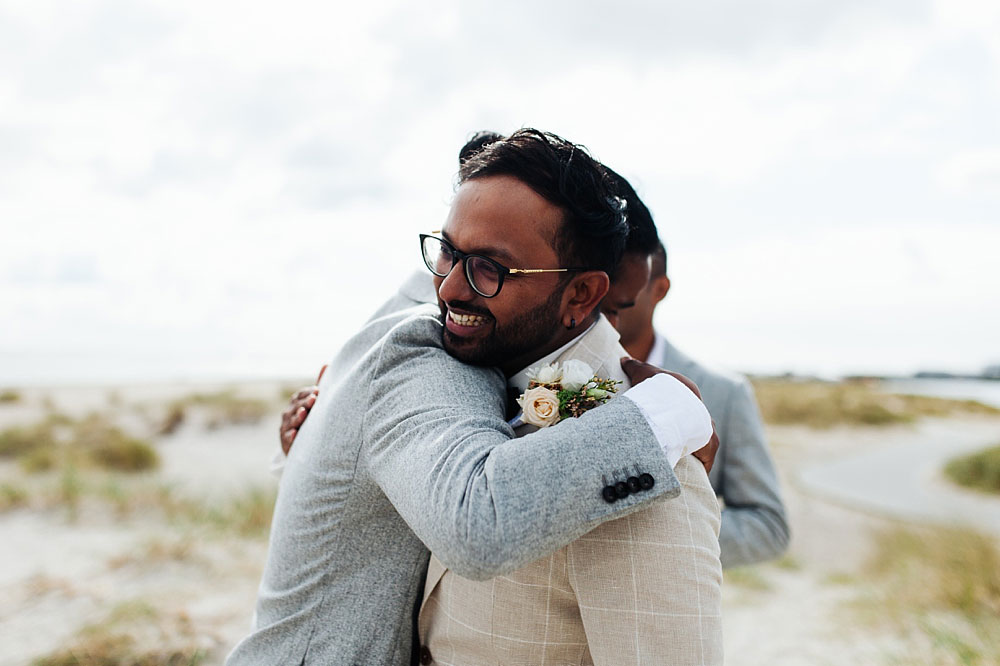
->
xmin=622 ymin=325 xmax=656 ymax=363
xmin=500 ymin=316 xmax=598 ymax=378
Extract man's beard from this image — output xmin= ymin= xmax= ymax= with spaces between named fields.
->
xmin=441 ymin=286 xmax=565 ymax=369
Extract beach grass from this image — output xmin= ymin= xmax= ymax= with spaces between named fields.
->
xmin=23 ymin=471 xmax=278 ymax=539
xmin=751 ymin=380 xmax=1000 ymax=428
xmin=945 ymin=445 xmax=1000 ymax=494
xmin=31 ymin=600 xmax=209 ymax=666
xmin=0 ymin=414 xmax=159 ymax=474
xmin=1 ymin=482 xmax=29 ymax=511
xmin=0 ymin=388 xmax=22 ymax=403
xmin=723 ymin=566 xmax=772 ymax=591
xmin=0 ymin=423 xmax=56 ymax=458
xmin=855 ymin=525 xmax=1000 ymax=664
xmin=176 ymin=390 xmax=270 ymax=429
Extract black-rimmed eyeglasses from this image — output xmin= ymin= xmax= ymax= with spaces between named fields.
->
xmin=419 ymin=233 xmax=588 ymax=298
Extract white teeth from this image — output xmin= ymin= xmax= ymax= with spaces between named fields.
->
xmin=448 ymin=311 xmax=486 ymax=326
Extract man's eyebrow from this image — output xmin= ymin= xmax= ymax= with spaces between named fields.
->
xmin=616 ymin=301 xmax=636 ymax=310
xmin=439 ymin=229 xmax=517 ymax=264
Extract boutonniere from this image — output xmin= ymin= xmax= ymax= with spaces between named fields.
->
xmin=516 ymin=360 xmax=621 ymax=428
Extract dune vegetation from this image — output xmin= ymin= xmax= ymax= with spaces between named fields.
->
xmin=0 ymin=413 xmax=159 ymax=475
xmin=855 ymin=525 xmax=1000 ymax=665
xmin=751 ymin=379 xmax=1000 ymax=429
xmin=945 ymin=445 xmax=1000 ymax=494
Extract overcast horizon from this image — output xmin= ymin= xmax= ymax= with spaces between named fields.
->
xmin=2 ymin=0 xmax=999 ymax=386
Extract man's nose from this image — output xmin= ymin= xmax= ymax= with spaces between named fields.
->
xmin=437 ymin=260 xmax=476 ymax=303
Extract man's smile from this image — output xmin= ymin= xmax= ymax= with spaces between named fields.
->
xmin=444 ymin=306 xmax=492 ymax=337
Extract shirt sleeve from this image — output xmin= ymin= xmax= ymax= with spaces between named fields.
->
xmin=622 ymin=373 xmax=714 ymax=468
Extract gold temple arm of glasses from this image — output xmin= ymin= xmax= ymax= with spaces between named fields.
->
xmin=428 ymin=233 xmax=574 ymax=275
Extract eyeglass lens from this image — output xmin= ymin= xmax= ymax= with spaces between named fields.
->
xmin=421 ymin=236 xmax=503 ymax=297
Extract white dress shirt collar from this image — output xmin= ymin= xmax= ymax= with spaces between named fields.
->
xmin=508 ymin=318 xmax=600 ymax=394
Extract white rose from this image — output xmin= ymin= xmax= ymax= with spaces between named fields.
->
xmin=560 ymin=360 xmax=594 ymax=392
xmin=530 ymin=363 xmax=563 ymax=385
xmin=517 ymin=386 xmax=561 ymax=428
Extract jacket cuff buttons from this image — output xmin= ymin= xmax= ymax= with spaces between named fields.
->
xmin=601 ymin=473 xmax=655 ymax=504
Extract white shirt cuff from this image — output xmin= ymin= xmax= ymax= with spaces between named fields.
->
xmin=622 ymin=373 xmax=713 ymax=468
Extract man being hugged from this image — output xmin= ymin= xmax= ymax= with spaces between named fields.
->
xmin=228 ymin=130 xmax=718 ymax=665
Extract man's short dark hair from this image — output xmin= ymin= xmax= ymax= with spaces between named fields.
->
xmin=651 ymin=241 xmax=668 ymax=278
xmin=458 ymin=128 xmax=628 ymax=276
xmin=458 ymin=131 xmax=504 ymax=165
xmin=604 ymin=167 xmax=660 ymax=279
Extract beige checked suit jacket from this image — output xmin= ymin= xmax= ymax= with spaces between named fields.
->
xmin=418 ymin=317 xmax=724 ymax=666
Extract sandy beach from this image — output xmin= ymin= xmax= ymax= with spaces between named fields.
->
xmin=1 ymin=381 xmax=998 ymax=665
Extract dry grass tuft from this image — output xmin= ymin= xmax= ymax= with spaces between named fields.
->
xmin=160 ymin=486 xmax=277 ymax=538
xmin=108 ymin=537 xmax=197 ymax=569
xmin=168 ymin=390 xmax=270 ymax=431
xmin=72 ymin=415 xmax=159 ymax=472
xmin=32 ymin=600 xmax=210 ymax=666
xmin=0 ymin=423 xmax=57 ymax=458
xmin=855 ymin=525 xmax=1000 ymax=664
xmin=2 ymin=414 xmax=159 ymax=474
xmin=945 ymin=445 xmax=1000 ymax=494
xmin=0 ymin=388 xmax=22 ymax=403
xmin=157 ymin=404 xmax=186 ymax=436
xmin=1 ymin=482 xmax=29 ymax=511
xmin=752 ymin=379 xmax=1000 ymax=429
xmin=723 ymin=566 xmax=772 ymax=591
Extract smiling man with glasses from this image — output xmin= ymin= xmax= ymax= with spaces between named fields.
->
xmin=228 ymin=129 xmax=719 ymax=665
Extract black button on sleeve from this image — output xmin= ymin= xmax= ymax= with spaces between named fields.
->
xmin=638 ymin=473 xmax=655 ymax=490
xmin=627 ymin=476 xmax=642 ymax=493
xmin=602 ymin=485 xmax=618 ymax=503
xmin=614 ymin=481 xmax=630 ymax=499
xmin=419 ymin=646 xmax=433 ymax=665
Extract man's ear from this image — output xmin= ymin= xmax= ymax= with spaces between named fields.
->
xmin=651 ymin=276 xmax=671 ymax=305
xmin=561 ymin=271 xmax=610 ymax=328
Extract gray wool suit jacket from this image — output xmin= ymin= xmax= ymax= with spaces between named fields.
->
xmin=226 ymin=298 xmax=684 ymax=665
xmin=373 ymin=272 xmax=787 ymax=568
xmin=650 ymin=334 xmax=790 ymax=568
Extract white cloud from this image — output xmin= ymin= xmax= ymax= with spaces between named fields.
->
xmin=0 ymin=0 xmax=997 ymax=382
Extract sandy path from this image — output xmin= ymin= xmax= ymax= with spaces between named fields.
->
xmin=798 ymin=418 xmax=1000 ymax=534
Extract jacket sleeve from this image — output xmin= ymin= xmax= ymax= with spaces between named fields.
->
xmin=363 ymin=314 xmax=680 ymax=580
xmin=717 ymin=380 xmax=790 ymax=568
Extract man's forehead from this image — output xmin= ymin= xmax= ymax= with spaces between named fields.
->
xmin=439 ymin=228 xmax=517 ymax=264
xmin=443 ymin=176 xmax=562 ymax=260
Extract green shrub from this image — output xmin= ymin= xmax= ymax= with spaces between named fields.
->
xmin=945 ymin=445 xmax=1000 ymax=494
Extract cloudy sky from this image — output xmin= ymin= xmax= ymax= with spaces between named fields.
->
xmin=2 ymin=0 xmax=998 ymax=384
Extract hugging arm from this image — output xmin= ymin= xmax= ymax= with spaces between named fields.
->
xmin=363 ymin=317 xmax=683 ymax=580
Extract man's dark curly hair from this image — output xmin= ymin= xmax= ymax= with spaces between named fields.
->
xmin=458 ymin=130 xmax=504 ymax=165
xmin=604 ymin=167 xmax=661 ymax=279
xmin=457 ymin=128 xmax=629 ymax=277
